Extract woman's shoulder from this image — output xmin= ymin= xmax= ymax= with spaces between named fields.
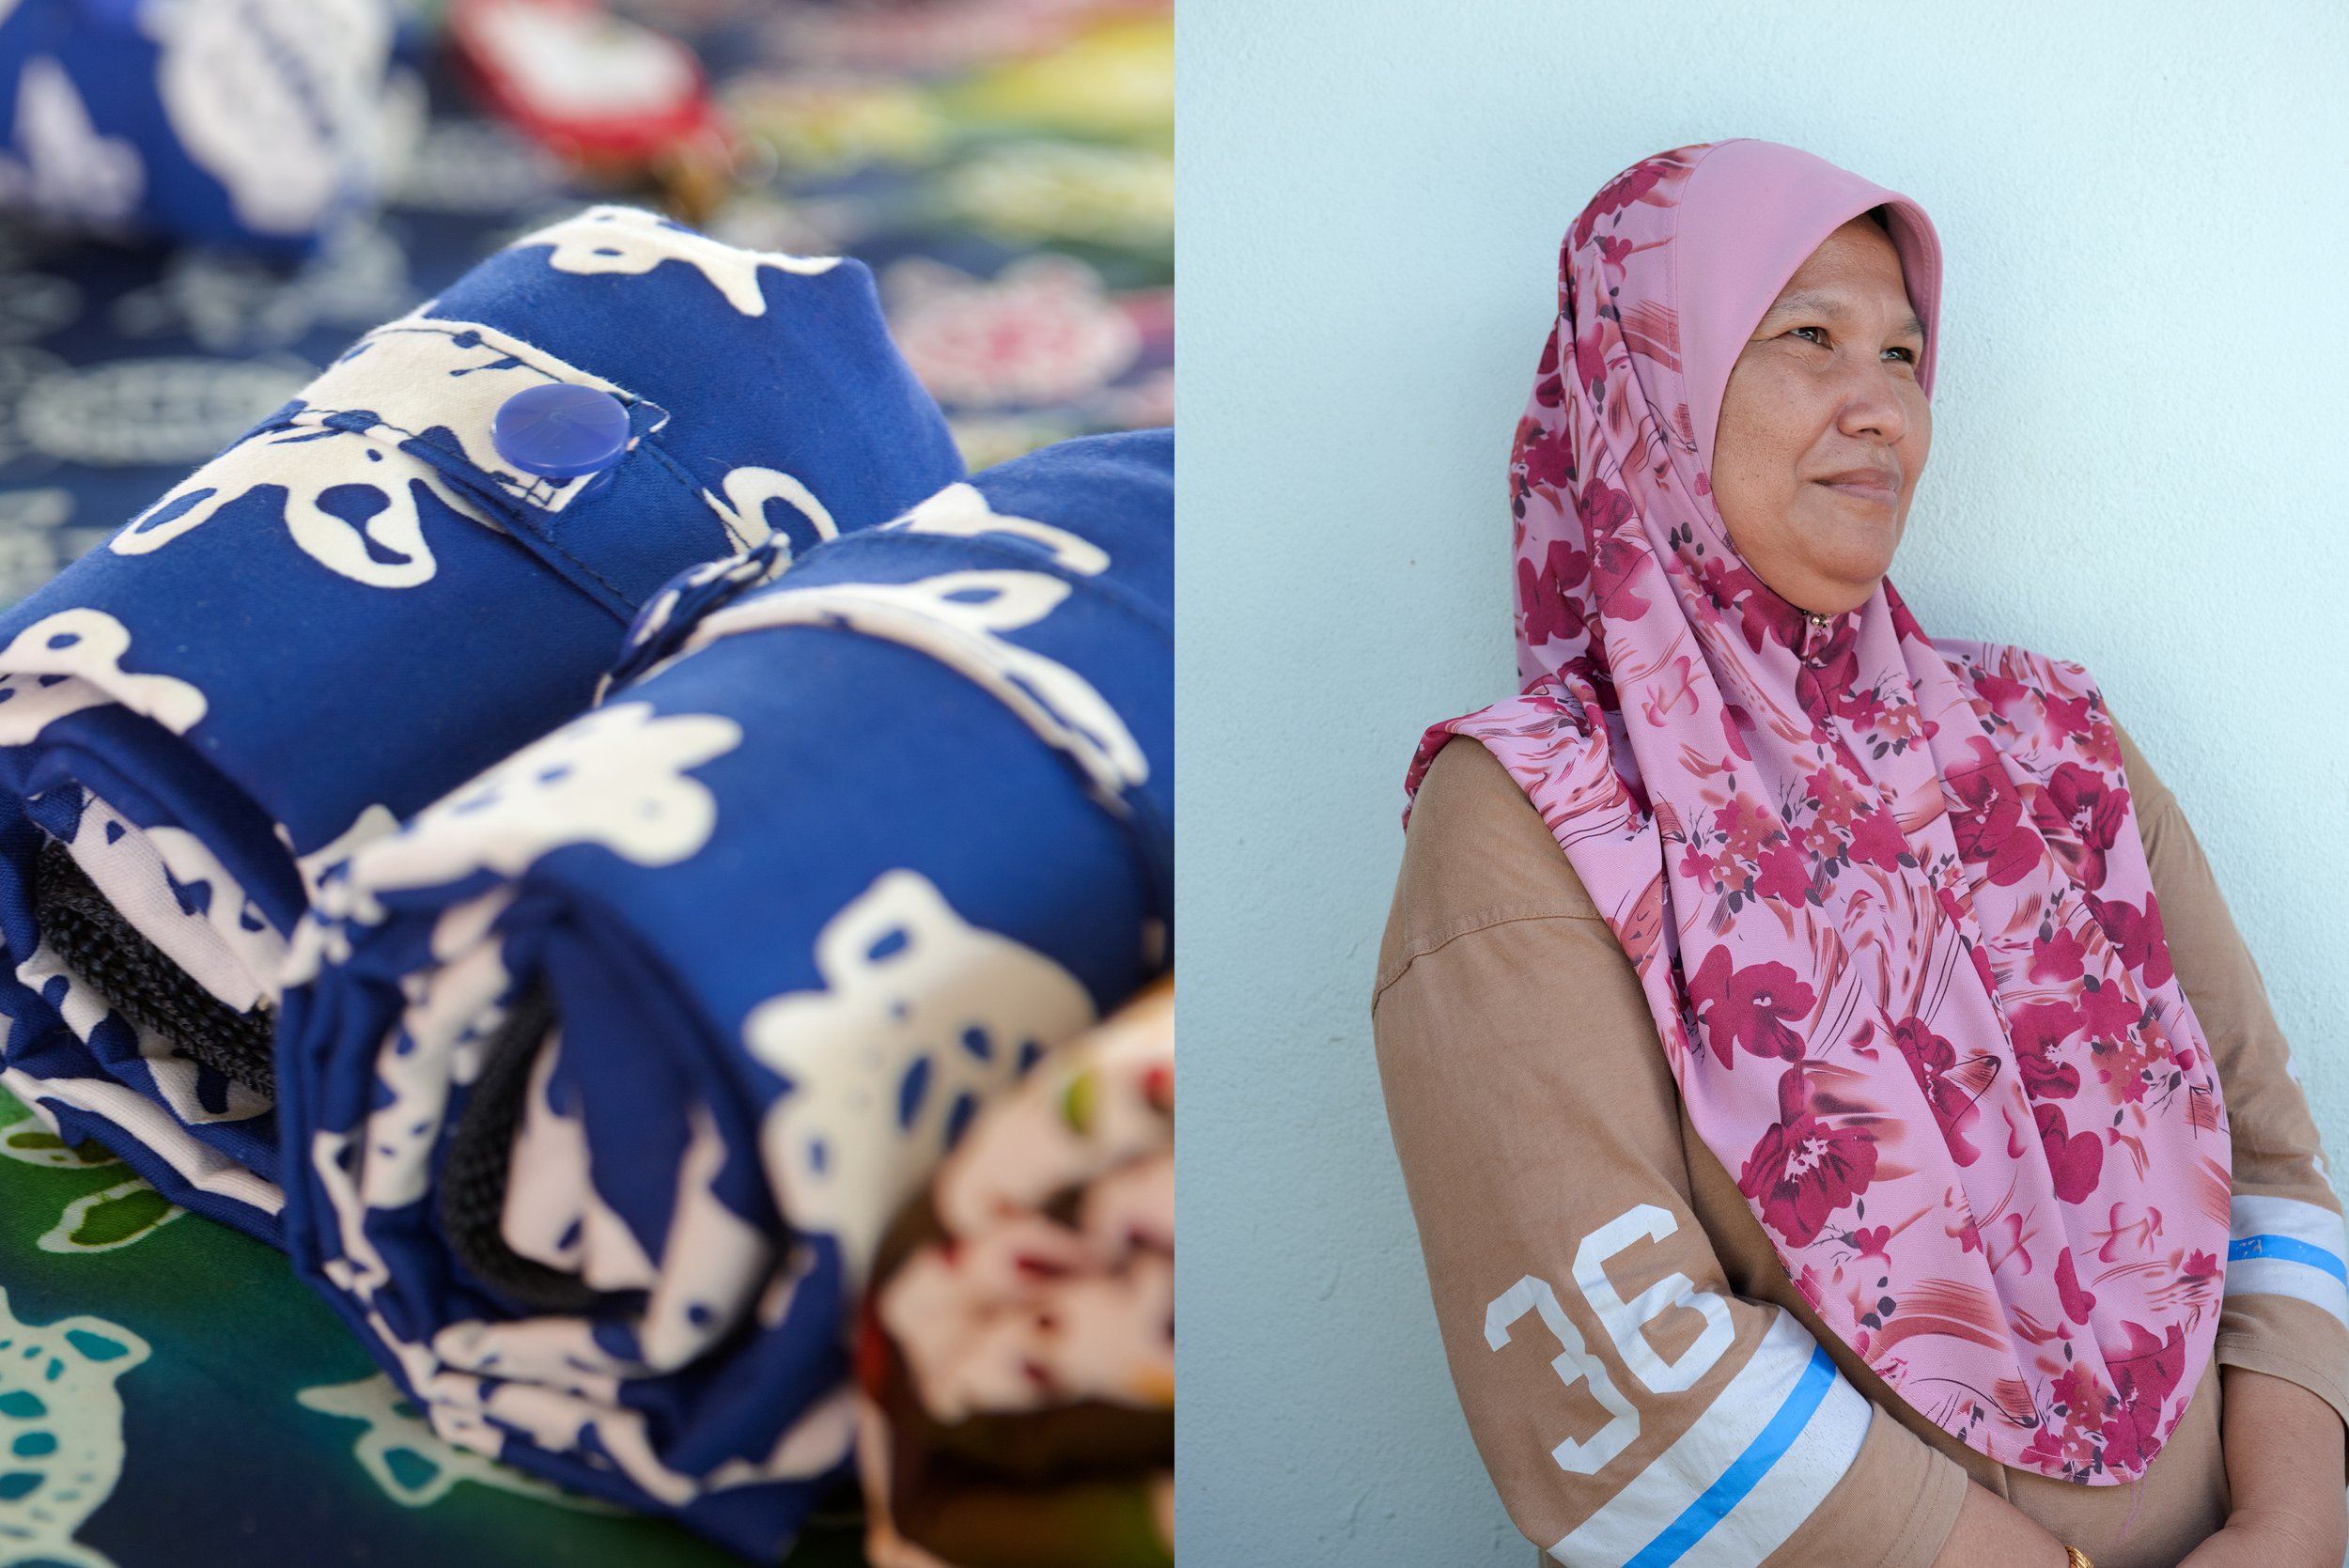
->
xmin=1375 ymin=736 xmax=1610 ymax=999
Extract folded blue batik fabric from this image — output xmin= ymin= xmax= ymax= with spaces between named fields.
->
xmin=0 ymin=0 xmax=419 ymax=253
xmin=0 ymin=205 xmax=963 ymax=1243
xmin=273 ymin=429 xmax=1172 ymax=1559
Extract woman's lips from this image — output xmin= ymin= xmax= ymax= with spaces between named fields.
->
xmin=1815 ymin=468 xmax=1899 ymax=505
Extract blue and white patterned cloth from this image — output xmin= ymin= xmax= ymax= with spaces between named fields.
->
xmin=273 ymin=430 xmax=1173 ymax=1557
xmin=0 ymin=205 xmax=962 ymax=1244
xmin=0 ymin=0 xmax=420 ymax=253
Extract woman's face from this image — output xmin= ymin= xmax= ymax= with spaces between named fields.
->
xmin=1710 ymin=216 xmax=1932 ymax=616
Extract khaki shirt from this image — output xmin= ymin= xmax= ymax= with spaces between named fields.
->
xmin=1372 ymin=719 xmax=2349 ymax=1568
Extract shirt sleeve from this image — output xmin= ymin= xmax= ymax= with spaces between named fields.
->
xmin=1371 ymin=737 xmax=1971 ymax=1568
xmin=2112 ymin=719 xmax=2349 ymax=1432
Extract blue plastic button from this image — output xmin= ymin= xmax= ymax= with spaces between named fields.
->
xmin=491 ymin=383 xmax=631 ymax=496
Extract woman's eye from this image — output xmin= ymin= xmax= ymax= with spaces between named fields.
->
xmin=1883 ymin=345 xmax=1919 ymax=364
xmin=1791 ymin=326 xmax=1827 ymax=345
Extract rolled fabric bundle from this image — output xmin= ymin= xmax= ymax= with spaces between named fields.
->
xmin=275 ymin=428 xmax=1173 ymax=1556
xmin=857 ymin=980 xmax=1174 ymax=1568
xmin=0 ymin=204 xmax=962 ymax=1242
xmin=0 ymin=0 xmax=419 ymax=252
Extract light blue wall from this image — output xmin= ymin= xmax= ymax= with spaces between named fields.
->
xmin=1175 ymin=2 xmax=2349 ymax=1560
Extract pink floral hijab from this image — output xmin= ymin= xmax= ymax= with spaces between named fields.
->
xmin=1406 ymin=140 xmax=2228 ymax=1482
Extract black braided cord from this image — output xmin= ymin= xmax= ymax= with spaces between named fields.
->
xmin=437 ymin=980 xmax=602 ymax=1314
xmin=34 ymin=836 xmax=276 ymax=1097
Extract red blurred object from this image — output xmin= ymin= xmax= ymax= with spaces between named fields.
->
xmin=449 ymin=0 xmax=722 ymax=167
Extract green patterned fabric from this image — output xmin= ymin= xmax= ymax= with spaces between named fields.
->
xmin=0 ymin=1082 xmax=863 ymax=1566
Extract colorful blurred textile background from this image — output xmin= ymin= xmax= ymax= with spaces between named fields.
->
xmin=0 ymin=3 xmax=1168 ymax=1563
xmin=0 ymin=0 xmax=1173 ymax=602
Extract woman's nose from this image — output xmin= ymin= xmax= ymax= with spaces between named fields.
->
xmin=1834 ymin=360 xmax=1909 ymax=443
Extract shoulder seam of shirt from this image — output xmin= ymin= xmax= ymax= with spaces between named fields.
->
xmin=1372 ymin=901 xmax=1614 ymax=1009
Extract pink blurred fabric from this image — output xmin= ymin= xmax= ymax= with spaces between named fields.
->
xmin=1404 ymin=139 xmax=2227 ymax=1482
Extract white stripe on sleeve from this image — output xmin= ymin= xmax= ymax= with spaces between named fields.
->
xmin=1548 ymin=1312 xmax=1869 ymax=1568
xmin=2227 ymin=1193 xmax=2348 ymax=1327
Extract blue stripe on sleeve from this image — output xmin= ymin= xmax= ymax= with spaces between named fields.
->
xmin=1624 ymin=1342 xmax=1839 ymax=1568
xmin=2230 ymin=1234 xmax=2349 ymax=1284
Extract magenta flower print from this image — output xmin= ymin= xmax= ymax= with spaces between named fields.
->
xmin=1794 ymin=624 xmax=1865 ymax=722
xmin=1711 ymin=795 xmax=1776 ymax=860
xmin=1584 ymin=514 xmax=1648 ymax=623
xmin=2078 ymin=974 xmax=2142 ymax=1042
xmin=1946 ymin=739 xmax=2045 ymax=887
xmin=1697 ymin=551 xmax=1803 ymax=655
xmin=1519 ymin=420 xmax=1575 ymax=492
xmin=1517 ymin=540 xmax=1590 ymax=648
xmin=2028 ymin=926 xmax=2089 ymax=984
xmin=1973 ymin=666 xmax=2032 ymax=724
xmin=1891 ymin=1016 xmax=1988 ymax=1165
xmin=1719 ymin=701 xmax=1754 ymax=763
xmin=1594 ymin=232 xmax=1637 ymax=286
xmin=2034 ymin=1103 xmax=2105 ymax=1203
xmin=1845 ymin=806 xmax=1909 ymax=873
xmin=1568 ymin=151 xmax=1684 ymax=250
xmin=1737 ymin=1104 xmax=1879 ymax=1248
xmin=2011 ymin=1001 xmax=2084 ymax=1101
xmin=2037 ymin=762 xmax=2130 ymax=889
xmin=2090 ymin=891 xmax=2175 ymax=988
xmin=1688 ymin=946 xmax=1815 ymax=1064
xmin=1571 ymin=318 xmax=1610 ymax=398
xmin=2101 ymin=1322 xmax=2186 ymax=1476
xmin=1754 ymin=842 xmax=1812 ymax=904
xmin=2043 ymin=689 xmax=2096 ymax=743
xmin=1531 ymin=334 xmax=1563 ymax=411
xmin=1804 ymin=766 xmax=1868 ymax=830
xmin=2055 ymin=1248 xmax=2098 ymax=1325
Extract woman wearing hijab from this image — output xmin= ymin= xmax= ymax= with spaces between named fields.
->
xmin=1371 ymin=141 xmax=2348 ymax=1568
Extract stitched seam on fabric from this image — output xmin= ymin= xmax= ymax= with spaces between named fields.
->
xmin=365 ymin=318 xmax=665 ymax=516
xmin=633 ymin=441 xmax=713 ymax=520
xmin=526 ymin=529 xmax=636 ymax=614
xmin=2212 ymin=1332 xmax=2349 ymax=1384
xmin=1875 ymin=1441 xmax=1965 ymax=1568
xmin=533 ymin=441 xmax=720 ymax=615
xmin=280 ymin=407 xmax=682 ymax=620
xmin=2209 ymin=1335 xmax=2349 ymax=1424
xmin=1371 ymin=906 xmax=1613 ymax=1006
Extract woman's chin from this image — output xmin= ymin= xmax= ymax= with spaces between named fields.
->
xmin=1788 ymin=515 xmax=1901 ymax=603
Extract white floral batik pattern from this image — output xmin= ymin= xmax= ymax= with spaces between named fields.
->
xmin=0 ymin=56 xmax=143 ymax=225
xmin=685 ymin=569 xmax=1145 ymax=809
xmin=523 ymin=206 xmax=840 ymax=317
xmin=348 ymin=703 xmax=740 ymax=899
xmin=875 ymin=480 xmax=1109 ymax=576
xmin=152 ymin=0 xmax=398 ymax=238
xmin=61 ymin=795 xmax=284 ymax=1015
xmin=745 ymin=869 xmax=1095 ymax=1289
xmin=699 ymin=466 xmax=838 ymax=553
xmin=0 ymin=610 xmax=206 ymax=746
xmin=113 ymin=310 xmax=663 ymax=588
xmin=3 ymin=951 xmax=283 ymax=1210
